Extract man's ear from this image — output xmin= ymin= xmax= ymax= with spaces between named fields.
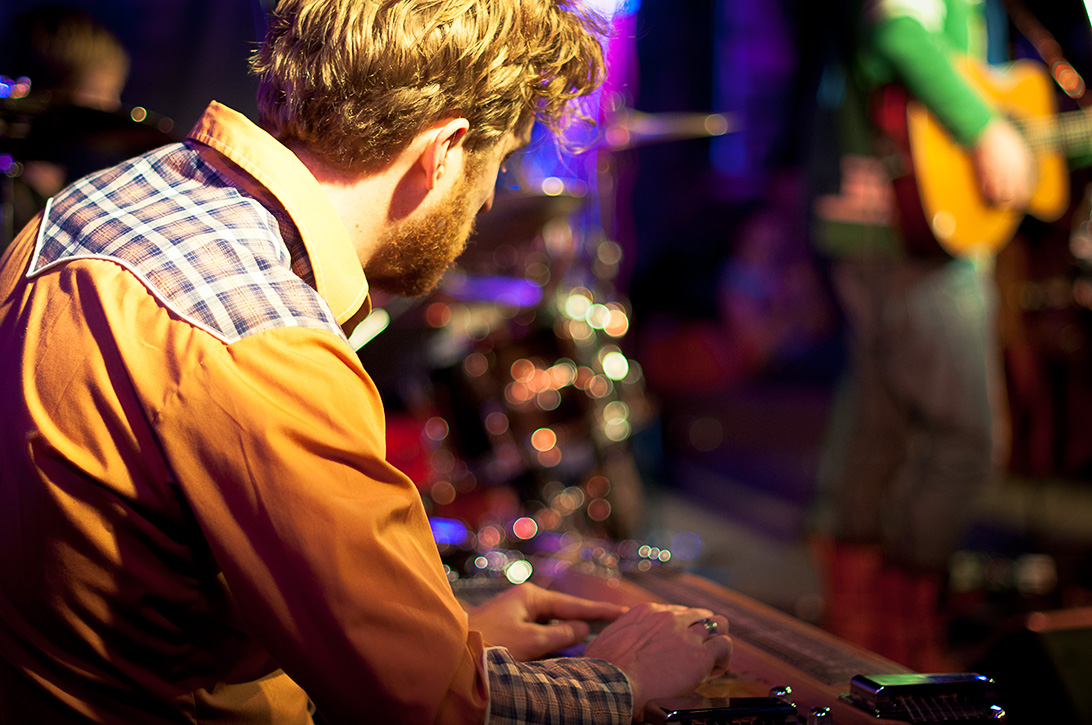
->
xmin=421 ymin=118 xmax=470 ymax=190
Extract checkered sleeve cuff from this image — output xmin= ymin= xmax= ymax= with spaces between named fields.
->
xmin=484 ymin=647 xmax=633 ymax=725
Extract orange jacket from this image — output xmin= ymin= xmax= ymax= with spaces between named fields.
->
xmin=0 ymin=102 xmax=488 ymax=724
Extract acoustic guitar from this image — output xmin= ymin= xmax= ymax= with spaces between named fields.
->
xmin=877 ymin=57 xmax=1085 ymax=259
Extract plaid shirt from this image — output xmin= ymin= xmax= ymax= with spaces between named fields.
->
xmin=31 ymin=142 xmax=342 ymax=344
xmin=486 ymin=649 xmax=632 ymax=725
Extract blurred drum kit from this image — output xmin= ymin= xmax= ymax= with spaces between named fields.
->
xmin=358 ymin=100 xmax=738 ymax=585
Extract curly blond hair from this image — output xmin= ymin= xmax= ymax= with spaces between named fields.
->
xmin=251 ymin=0 xmax=607 ymax=173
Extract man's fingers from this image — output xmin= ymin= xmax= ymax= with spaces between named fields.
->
xmin=706 ymin=633 xmax=733 ymax=677
xmin=530 ymin=587 xmax=628 ymax=622
xmin=537 ymin=620 xmax=592 ymax=652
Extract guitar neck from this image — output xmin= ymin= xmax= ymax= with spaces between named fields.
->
xmin=1019 ymin=109 xmax=1092 ymax=156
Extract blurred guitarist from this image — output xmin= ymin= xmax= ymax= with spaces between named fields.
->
xmin=808 ymin=0 xmax=1036 ymax=673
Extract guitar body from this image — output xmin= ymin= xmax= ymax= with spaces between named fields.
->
xmin=887 ymin=57 xmax=1069 ymax=258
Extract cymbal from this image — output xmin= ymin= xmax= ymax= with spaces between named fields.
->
xmin=439 ymin=271 xmax=543 ymax=308
xmin=468 ymin=190 xmax=584 ymax=251
xmin=1 ymin=96 xmax=176 ymax=177
xmin=602 ymin=108 xmax=737 ymax=150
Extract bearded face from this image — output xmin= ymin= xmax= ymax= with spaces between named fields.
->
xmin=365 ymin=155 xmax=485 ymax=297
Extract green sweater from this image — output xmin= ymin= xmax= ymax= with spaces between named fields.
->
xmin=815 ymin=0 xmax=998 ymax=256
xmin=862 ymin=0 xmax=994 ymax=146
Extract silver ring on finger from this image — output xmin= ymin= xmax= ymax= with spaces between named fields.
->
xmin=692 ymin=617 xmax=718 ymax=636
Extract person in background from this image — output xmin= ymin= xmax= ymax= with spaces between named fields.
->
xmin=1 ymin=4 xmax=130 ymax=113
xmin=809 ymin=0 xmax=1033 ymax=672
xmin=0 ymin=0 xmax=731 ymax=723
xmin=0 ymin=5 xmax=140 ymax=243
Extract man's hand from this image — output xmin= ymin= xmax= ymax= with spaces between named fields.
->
xmin=972 ymin=117 xmax=1034 ymax=210
xmin=584 ymin=603 xmax=732 ymax=722
xmin=467 ymin=583 xmax=628 ymax=661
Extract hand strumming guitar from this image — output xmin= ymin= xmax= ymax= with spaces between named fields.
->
xmin=973 ymin=116 xmax=1034 ymax=210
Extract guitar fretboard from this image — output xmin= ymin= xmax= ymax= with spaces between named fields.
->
xmin=1019 ymin=108 xmax=1092 ymax=154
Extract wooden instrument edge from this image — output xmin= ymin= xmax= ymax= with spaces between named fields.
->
xmin=542 ymin=564 xmax=913 ymax=724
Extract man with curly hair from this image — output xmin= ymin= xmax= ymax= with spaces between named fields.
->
xmin=0 ymin=1 xmax=731 ymax=723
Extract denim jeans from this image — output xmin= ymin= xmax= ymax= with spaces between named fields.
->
xmin=818 ymin=254 xmax=998 ymax=572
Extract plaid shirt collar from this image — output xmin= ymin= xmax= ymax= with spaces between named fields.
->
xmin=186 ymin=102 xmax=371 ymax=326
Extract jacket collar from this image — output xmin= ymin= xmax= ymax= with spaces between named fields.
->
xmin=186 ymin=101 xmax=370 ymax=327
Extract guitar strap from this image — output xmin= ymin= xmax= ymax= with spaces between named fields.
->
xmin=1001 ymin=0 xmax=1091 ymax=107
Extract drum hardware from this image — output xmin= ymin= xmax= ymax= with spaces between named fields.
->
xmin=601 ymin=107 xmax=737 ymax=151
